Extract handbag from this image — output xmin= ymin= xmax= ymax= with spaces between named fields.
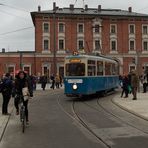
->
xmin=22 ymin=87 xmax=30 ymax=101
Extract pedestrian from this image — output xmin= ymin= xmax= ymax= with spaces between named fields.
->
xmin=12 ymin=70 xmax=33 ymax=124
xmin=59 ymin=75 xmax=63 ymax=87
xmin=142 ymin=73 xmax=147 ymax=93
xmin=50 ymin=74 xmax=55 ymax=89
xmin=1 ymin=73 xmax=13 ymax=115
xmin=40 ymin=74 xmax=47 ymax=90
xmin=128 ymin=72 xmax=132 ymax=94
xmin=131 ymin=70 xmax=139 ymax=100
xmin=121 ymin=74 xmax=129 ymax=98
xmin=55 ymin=74 xmax=60 ymax=89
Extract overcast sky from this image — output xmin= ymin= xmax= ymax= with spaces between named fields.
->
xmin=1 ymin=0 xmax=148 ymax=52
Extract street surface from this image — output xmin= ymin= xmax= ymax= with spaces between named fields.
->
xmin=0 ymin=89 xmax=148 ymax=148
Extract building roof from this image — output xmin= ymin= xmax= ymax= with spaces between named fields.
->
xmin=31 ymin=5 xmax=148 ymax=24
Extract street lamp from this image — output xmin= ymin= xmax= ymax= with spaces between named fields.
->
xmin=18 ymin=51 xmax=23 ymax=70
xmin=53 ymin=3 xmax=57 ymax=75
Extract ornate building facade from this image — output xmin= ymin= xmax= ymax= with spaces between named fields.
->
xmin=1 ymin=3 xmax=148 ymax=77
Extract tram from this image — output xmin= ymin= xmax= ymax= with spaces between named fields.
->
xmin=64 ymin=53 xmax=119 ymax=97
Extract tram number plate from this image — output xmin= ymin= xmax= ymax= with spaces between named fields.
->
xmin=68 ymin=79 xmax=83 ymax=83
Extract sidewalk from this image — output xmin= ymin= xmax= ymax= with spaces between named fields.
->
xmin=0 ymin=94 xmax=14 ymax=141
xmin=0 ymin=85 xmax=64 ymax=140
xmin=112 ymin=91 xmax=148 ymax=121
xmin=36 ymin=83 xmax=64 ymax=90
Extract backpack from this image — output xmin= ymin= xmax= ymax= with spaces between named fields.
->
xmin=0 ymin=79 xmax=11 ymax=93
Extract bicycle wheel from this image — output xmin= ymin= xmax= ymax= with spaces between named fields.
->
xmin=22 ymin=119 xmax=25 ymax=133
xmin=20 ymin=107 xmax=25 ymax=133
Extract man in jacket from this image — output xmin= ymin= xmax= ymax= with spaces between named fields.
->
xmin=131 ymin=70 xmax=139 ymax=100
xmin=1 ymin=73 xmax=13 ymax=115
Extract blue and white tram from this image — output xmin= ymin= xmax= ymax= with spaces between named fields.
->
xmin=64 ymin=54 xmax=119 ymax=97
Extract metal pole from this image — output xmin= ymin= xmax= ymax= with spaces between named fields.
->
xmin=136 ymin=50 xmax=140 ymax=92
xmin=20 ymin=51 xmax=23 ymax=70
xmin=53 ymin=11 xmax=57 ymax=75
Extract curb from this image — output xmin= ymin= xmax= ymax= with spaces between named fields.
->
xmin=111 ymin=95 xmax=148 ymax=122
xmin=0 ymin=98 xmax=14 ymax=142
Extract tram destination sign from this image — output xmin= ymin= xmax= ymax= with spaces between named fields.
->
xmin=69 ymin=59 xmax=81 ymax=63
xmin=68 ymin=79 xmax=83 ymax=83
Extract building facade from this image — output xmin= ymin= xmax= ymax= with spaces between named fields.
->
xmin=1 ymin=3 xmax=148 ymax=77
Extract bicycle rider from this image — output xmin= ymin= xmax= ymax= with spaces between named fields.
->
xmin=12 ymin=70 xmax=33 ymax=124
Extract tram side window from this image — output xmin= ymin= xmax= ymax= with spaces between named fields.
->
xmin=66 ymin=63 xmax=85 ymax=76
xmin=112 ymin=63 xmax=118 ymax=75
xmin=105 ymin=62 xmax=112 ymax=75
xmin=87 ymin=60 xmax=96 ymax=76
xmin=97 ymin=61 xmax=103 ymax=75
xmin=112 ymin=64 xmax=116 ymax=75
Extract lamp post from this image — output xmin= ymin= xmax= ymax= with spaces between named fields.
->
xmin=136 ymin=50 xmax=141 ymax=92
xmin=53 ymin=6 xmax=57 ymax=75
xmin=18 ymin=51 xmax=23 ymax=70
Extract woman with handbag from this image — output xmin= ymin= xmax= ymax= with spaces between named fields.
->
xmin=12 ymin=71 xmax=33 ymax=124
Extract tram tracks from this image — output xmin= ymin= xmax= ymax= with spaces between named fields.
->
xmin=81 ymin=93 xmax=148 ymax=135
xmin=57 ymin=91 xmax=148 ymax=148
xmin=57 ymin=95 xmax=112 ymax=148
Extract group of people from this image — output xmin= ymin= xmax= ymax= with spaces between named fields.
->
xmin=40 ymin=73 xmax=63 ymax=90
xmin=0 ymin=71 xmax=63 ymax=125
xmin=0 ymin=71 xmax=33 ymax=125
xmin=119 ymin=70 xmax=139 ymax=100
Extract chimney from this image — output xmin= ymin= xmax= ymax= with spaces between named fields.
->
xmin=128 ymin=7 xmax=132 ymax=12
xmin=85 ymin=5 xmax=88 ymax=11
xmin=98 ymin=5 xmax=101 ymax=11
xmin=70 ymin=4 xmax=74 ymax=11
xmin=53 ymin=2 xmax=56 ymax=10
xmin=38 ymin=5 xmax=41 ymax=12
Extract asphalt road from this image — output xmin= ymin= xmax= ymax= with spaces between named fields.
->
xmin=0 ymin=90 xmax=106 ymax=148
xmin=1 ymin=89 xmax=148 ymax=148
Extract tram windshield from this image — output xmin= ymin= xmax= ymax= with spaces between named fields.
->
xmin=65 ymin=63 xmax=85 ymax=76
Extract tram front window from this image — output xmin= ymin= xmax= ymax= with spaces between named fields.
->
xmin=66 ymin=63 xmax=85 ymax=76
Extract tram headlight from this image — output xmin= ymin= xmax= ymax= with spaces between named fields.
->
xmin=72 ymin=83 xmax=78 ymax=90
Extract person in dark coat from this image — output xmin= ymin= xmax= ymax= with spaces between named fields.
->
xmin=142 ymin=73 xmax=147 ymax=93
xmin=1 ymin=73 xmax=13 ymax=115
xmin=131 ymin=70 xmax=139 ymax=100
xmin=40 ymin=75 xmax=48 ymax=90
xmin=50 ymin=74 xmax=55 ymax=89
xmin=121 ymin=74 xmax=129 ymax=98
xmin=12 ymin=71 xmax=33 ymax=124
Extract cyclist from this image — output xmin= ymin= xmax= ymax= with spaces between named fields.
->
xmin=12 ymin=70 xmax=33 ymax=124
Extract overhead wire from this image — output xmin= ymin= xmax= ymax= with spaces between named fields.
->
xmin=0 ymin=26 xmax=33 ymax=36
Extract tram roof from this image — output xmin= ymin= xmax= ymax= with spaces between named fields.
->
xmin=65 ymin=54 xmax=117 ymax=63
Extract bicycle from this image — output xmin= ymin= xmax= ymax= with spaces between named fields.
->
xmin=19 ymin=95 xmax=26 ymax=133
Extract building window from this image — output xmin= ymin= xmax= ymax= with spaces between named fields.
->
xmin=129 ymin=40 xmax=135 ymax=51
xmin=110 ymin=24 xmax=117 ymax=34
xmin=23 ymin=65 xmax=31 ymax=75
xmin=59 ymin=23 xmax=64 ymax=33
xmin=78 ymin=39 xmax=84 ymax=50
xmin=42 ymin=64 xmax=50 ymax=77
xmin=143 ymin=41 xmax=148 ymax=51
xmin=143 ymin=25 xmax=148 ymax=34
xmin=129 ymin=24 xmax=135 ymax=34
xmin=7 ymin=66 xmax=15 ymax=74
xmin=59 ymin=39 xmax=64 ymax=50
xmin=43 ymin=39 xmax=49 ymax=50
xmin=94 ymin=24 xmax=100 ymax=33
xmin=95 ymin=40 xmax=101 ymax=50
xmin=78 ymin=24 xmax=84 ymax=33
xmin=110 ymin=40 xmax=117 ymax=51
xmin=43 ymin=23 xmax=49 ymax=33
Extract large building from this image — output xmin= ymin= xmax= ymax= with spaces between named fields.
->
xmin=1 ymin=3 xmax=148 ymax=77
